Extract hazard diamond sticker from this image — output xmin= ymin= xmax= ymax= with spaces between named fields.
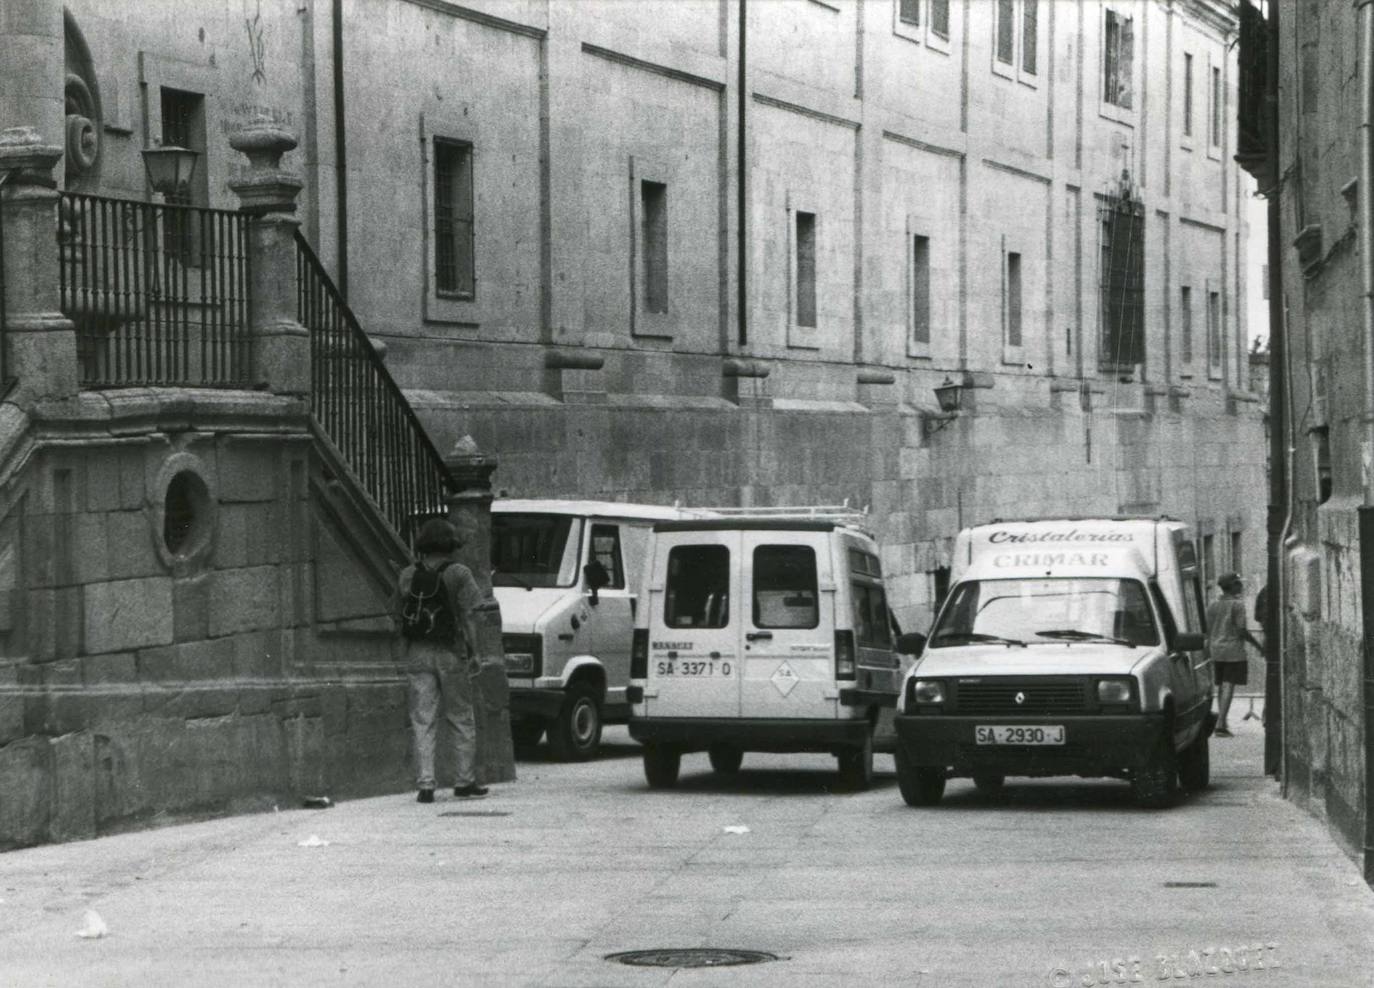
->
xmin=770 ymin=662 xmax=799 ymax=697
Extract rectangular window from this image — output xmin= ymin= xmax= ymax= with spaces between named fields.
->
xmin=1207 ymin=289 xmax=1221 ymax=371
xmin=796 ymin=211 xmax=817 ymax=328
xmin=1100 ymin=198 xmax=1145 ymax=369
xmin=1005 ymin=251 xmax=1023 ymax=347
xmin=589 ymin=524 xmax=626 ymax=590
xmin=665 ymin=545 xmax=730 ymax=629
xmin=930 ymin=0 xmax=950 ymax=39
xmin=753 ymin=545 xmax=819 ymax=630
xmin=1183 ymin=53 xmax=1194 ymax=136
xmin=434 ymin=139 xmax=475 ymax=297
xmin=1230 ymin=531 xmax=1242 ymax=575
xmin=851 ymin=581 xmax=893 ymax=649
xmin=1104 ymin=9 xmax=1134 ymax=109
xmin=996 ymin=0 xmax=1015 ymax=64
xmin=1180 ymin=286 xmax=1193 ymax=364
xmin=899 ymin=0 xmax=920 ymax=27
xmin=911 ymin=234 xmax=931 ymax=346
xmin=159 ymin=87 xmax=208 ymax=264
xmin=1211 ymin=65 xmax=1223 ymax=146
xmin=1202 ymin=534 xmax=1215 ymax=589
xmin=640 ymin=180 xmax=668 ymax=314
xmin=1021 ymin=0 xmax=1038 ymax=75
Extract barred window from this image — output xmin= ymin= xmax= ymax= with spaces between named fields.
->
xmin=1099 ymin=193 xmax=1145 ymax=370
xmin=1104 ymin=9 xmax=1134 ymax=109
xmin=434 ymin=139 xmax=474 ymax=297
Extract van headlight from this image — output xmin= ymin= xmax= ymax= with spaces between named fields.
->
xmin=1096 ymin=678 xmax=1133 ymax=706
xmin=912 ymin=679 xmax=946 ymax=704
xmin=502 ymin=634 xmax=543 ymax=677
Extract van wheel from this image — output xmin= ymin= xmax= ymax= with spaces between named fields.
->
xmin=1177 ymin=727 xmax=1211 ymax=792
xmin=895 ymin=745 xmax=945 ymax=807
xmin=1132 ymin=727 xmax=1179 ymax=809
xmin=836 ymin=728 xmax=875 ymax=791
xmin=643 ymin=744 xmax=681 ymax=789
xmin=547 ymin=683 xmax=602 ymax=762
xmin=510 ymin=719 xmax=545 ymax=749
xmin=708 ymin=744 xmax=743 ymax=775
xmin=972 ymin=773 xmax=1006 ymax=793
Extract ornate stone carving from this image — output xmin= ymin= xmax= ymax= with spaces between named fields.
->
xmin=63 ymin=12 xmax=103 ymax=190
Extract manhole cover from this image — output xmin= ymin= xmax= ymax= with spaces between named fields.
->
xmin=606 ymin=948 xmax=779 ymax=969
xmin=1163 ymin=881 xmax=1217 ymax=888
xmin=438 ymin=810 xmax=511 ymax=818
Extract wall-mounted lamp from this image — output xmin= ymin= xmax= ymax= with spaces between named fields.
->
xmin=141 ymin=144 xmax=199 ymax=199
xmin=924 ymin=376 xmax=965 ymax=437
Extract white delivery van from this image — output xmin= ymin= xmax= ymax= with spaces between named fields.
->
xmin=893 ymin=517 xmax=1213 ymax=809
xmin=492 ymin=499 xmax=692 ymax=760
xmin=627 ymin=507 xmax=915 ymax=791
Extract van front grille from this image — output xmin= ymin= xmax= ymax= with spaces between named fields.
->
xmin=952 ymin=679 xmax=1090 ymax=716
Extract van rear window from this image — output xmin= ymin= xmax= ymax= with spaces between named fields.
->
xmin=665 ymin=545 xmax=730 ymax=628
xmin=753 ymin=545 xmax=819 ymax=629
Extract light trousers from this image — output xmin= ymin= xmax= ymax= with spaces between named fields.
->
xmin=406 ymin=641 xmax=477 ymax=790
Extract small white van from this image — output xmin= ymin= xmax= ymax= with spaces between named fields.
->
xmin=493 ymin=499 xmax=690 ymax=760
xmin=893 ymin=517 xmax=1213 ymax=808
xmin=627 ymin=508 xmax=913 ymax=790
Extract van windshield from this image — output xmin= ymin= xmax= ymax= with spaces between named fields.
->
xmin=491 ymin=514 xmax=583 ymax=588
xmin=929 ymin=578 xmax=1159 ymax=648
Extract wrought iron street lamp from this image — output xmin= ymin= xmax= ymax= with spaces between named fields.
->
xmin=140 ymin=144 xmax=198 ymax=199
xmin=924 ymin=376 xmax=965 ymax=437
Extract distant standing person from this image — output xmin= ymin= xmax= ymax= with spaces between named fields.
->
xmin=394 ymin=518 xmax=488 ymax=802
xmin=1205 ymin=573 xmax=1263 ymax=738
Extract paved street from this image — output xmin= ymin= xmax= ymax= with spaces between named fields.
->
xmin=1 ymin=708 xmax=1371 ymax=988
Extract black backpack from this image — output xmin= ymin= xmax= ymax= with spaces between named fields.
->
xmin=400 ymin=562 xmax=455 ymax=643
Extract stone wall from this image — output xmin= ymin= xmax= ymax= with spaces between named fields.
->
xmin=0 ymin=393 xmax=414 ymax=849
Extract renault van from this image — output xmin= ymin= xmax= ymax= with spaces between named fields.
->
xmin=893 ymin=517 xmax=1213 ymax=808
xmin=493 ymin=499 xmax=691 ymax=760
xmin=627 ymin=508 xmax=913 ymax=790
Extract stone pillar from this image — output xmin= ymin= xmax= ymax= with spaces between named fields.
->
xmin=0 ymin=127 xmax=78 ymax=403
xmin=445 ymin=438 xmax=516 ymax=784
xmin=228 ymin=113 xmax=309 ymax=396
xmin=0 ymin=1 xmax=65 ymax=153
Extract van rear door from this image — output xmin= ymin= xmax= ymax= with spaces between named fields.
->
xmin=644 ymin=530 xmax=741 ymax=719
xmin=738 ymin=531 xmax=837 ymax=720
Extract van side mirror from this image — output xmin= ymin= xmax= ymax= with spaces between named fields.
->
xmin=583 ymin=561 xmax=610 ymax=605
xmin=896 ymin=631 xmax=927 ymax=656
xmin=1174 ymin=632 xmax=1204 ymax=652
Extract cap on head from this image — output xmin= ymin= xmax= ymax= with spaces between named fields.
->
xmin=416 ymin=518 xmax=460 ymax=554
xmin=1218 ymin=572 xmax=1242 ymax=593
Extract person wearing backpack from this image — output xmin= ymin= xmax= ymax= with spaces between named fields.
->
xmin=394 ymin=518 xmax=487 ymax=803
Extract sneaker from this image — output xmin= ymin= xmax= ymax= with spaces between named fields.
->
xmin=453 ymin=784 xmax=489 ymax=799
xmin=417 ymin=788 xmax=435 ymax=804
xmin=1214 ymin=726 xmax=1232 ymax=738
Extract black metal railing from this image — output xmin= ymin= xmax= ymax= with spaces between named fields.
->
xmin=57 ymin=191 xmax=251 ymax=387
xmin=295 ymin=232 xmax=455 ymax=542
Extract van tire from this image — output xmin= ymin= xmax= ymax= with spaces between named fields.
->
xmin=547 ymin=683 xmax=602 ymax=762
xmin=895 ymin=745 xmax=945 ymax=807
xmin=510 ymin=719 xmax=545 ymax=749
xmin=972 ymin=773 xmax=1006 ymax=793
xmin=1132 ymin=727 xmax=1179 ymax=809
xmin=643 ymin=744 xmax=681 ymax=789
xmin=708 ymin=744 xmax=743 ymax=775
xmin=1177 ymin=726 xmax=1211 ymax=792
xmin=836 ymin=729 xmax=874 ymax=791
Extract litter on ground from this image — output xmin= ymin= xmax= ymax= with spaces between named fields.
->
xmin=722 ymin=825 xmax=751 ymax=835
xmin=75 ymin=910 xmax=108 ymax=939
xmin=297 ymin=834 xmax=331 ymax=847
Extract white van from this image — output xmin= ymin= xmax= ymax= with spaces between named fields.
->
xmin=893 ymin=517 xmax=1213 ymax=808
xmin=493 ymin=499 xmax=691 ymax=760
xmin=627 ymin=508 xmax=913 ymax=790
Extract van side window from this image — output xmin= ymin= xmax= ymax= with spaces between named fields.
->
xmin=1148 ymin=583 xmax=1180 ymax=646
xmin=665 ymin=545 xmax=730 ymax=628
xmin=589 ymin=524 xmax=625 ymax=589
xmin=753 ymin=545 xmax=819 ymax=629
xmin=851 ymin=581 xmax=893 ymax=648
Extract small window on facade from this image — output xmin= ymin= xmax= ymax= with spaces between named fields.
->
xmin=1207 ymin=289 xmax=1221 ymax=371
xmin=1021 ymin=0 xmax=1038 ymax=75
xmin=796 ymin=210 xmax=817 ymax=328
xmin=1006 ymin=251 xmax=1023 ymax=347
xmin=589 ymin=524 xmax=626 ymax=590
xmin=640 ymin=180 xmax=668 ymax=314
xmin=1230 ymin=530 xmax=1242 ymax=575
xmin=665 ymin=545 xmax=730 ymax=629
xmin=899 ymin=0 xmax=920 ymax=27
xmin=753 ymin=545 xmax=819 ymax=630
xmin=1180 ymin=286 xmax=1193 ymax=364
xmin=911 ymin=234 xmax=931 ymax=346
xmin=1183 ymin=53 xmax=1194 ymax=136
xmin=434 ymin=139 xmax=475 ymax=297
xmin=1314 ymin=426 xmax=1333 ymax=503
xmin=1202 ymin=534 xmax=1215 ymax=589
xmin=1100 ymin=194 xmax=1145 ymax=370
xmin=995 ymin=0 xmax=1015 ymax=65
xmin=1104 ymin=9 xmax=1134 ymax=109
xmin=1211 ymin=65 xmax=1223 ymax=146
xmin=930 ymin=0 xmax=950 ymax=39
xmin=160 ymin=87 xmax=208 ymax=264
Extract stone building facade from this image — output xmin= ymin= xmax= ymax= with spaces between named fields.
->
xmin=1 ymin=0 xmax=1265 ymax=845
